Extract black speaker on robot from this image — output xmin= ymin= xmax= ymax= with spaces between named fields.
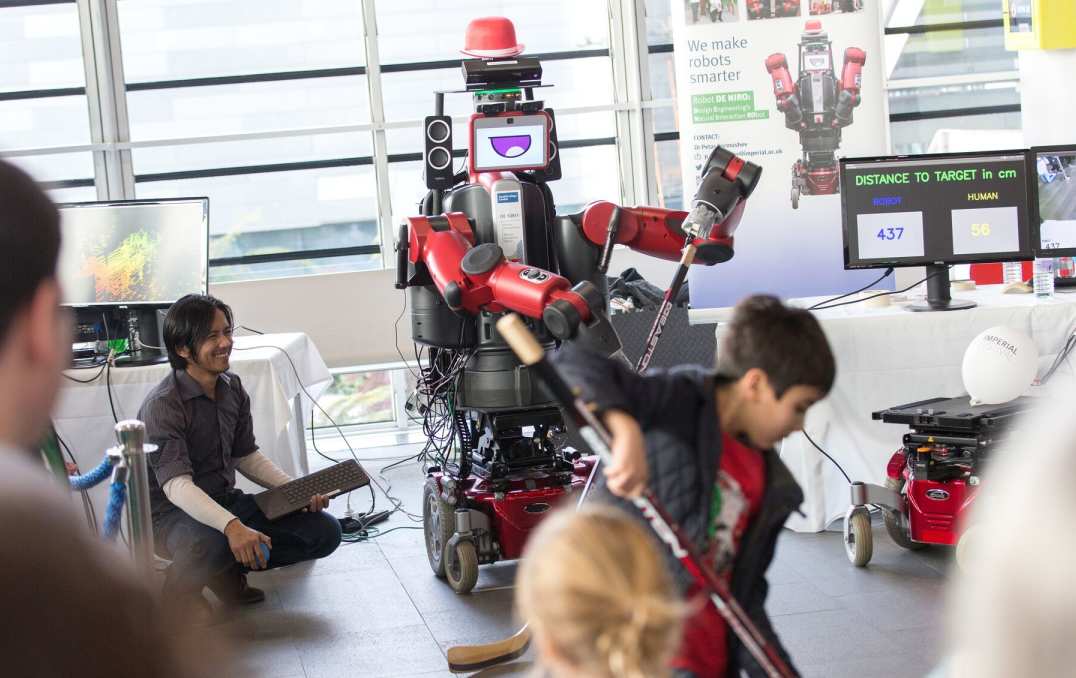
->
xmin=532 ymin=108 xmax=562 ymax=183
xmin=424 ymin=115 xmax=456 ymax=190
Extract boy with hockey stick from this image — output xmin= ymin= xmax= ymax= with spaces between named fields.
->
xmin=553 ymin=294 xmax=835 ymax=677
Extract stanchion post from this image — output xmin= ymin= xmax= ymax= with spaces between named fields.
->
xmin=115 ymin=420 xmax=156 ymax=575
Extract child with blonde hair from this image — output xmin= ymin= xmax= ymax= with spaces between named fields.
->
xmin=516 ymin=504 xmax=684 ymax=678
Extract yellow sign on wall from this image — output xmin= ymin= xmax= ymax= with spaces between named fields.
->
xmin=1002 ymin=0 xmax=1076 ymax=50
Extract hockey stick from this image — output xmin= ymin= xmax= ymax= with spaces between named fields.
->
xmin=495 ymin=314 xmax=796 ymax=678
xmin=635 ymin=241 xmax=696 ymax=373
xmin=445 ymin=462 xmax=597 ymax=673
xmin=446 ymin=292 xmax=687 ymax=672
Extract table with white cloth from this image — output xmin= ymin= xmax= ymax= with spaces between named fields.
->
xmin=55 ymin=333 xmax=332 ymax=522
xmin=693 ymin=286 xmax=1076 ymax=532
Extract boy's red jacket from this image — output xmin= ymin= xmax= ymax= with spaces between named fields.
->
xmin=552 ymin=344 xmax=804 ymax=678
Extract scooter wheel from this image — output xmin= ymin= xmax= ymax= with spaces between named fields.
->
xmin=844 ymin=508 xmax=873 ymax=567
xmin=444 ymin=539 xmax=479 ymax=594
xmin=791 ymin=185 xmax=800 ymax=210
xmin=955 ymin=525 xmax=978 ymax=572
xmin=423 ymin=480 xmax=454 ymax=578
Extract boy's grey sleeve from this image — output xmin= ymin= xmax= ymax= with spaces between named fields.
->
xmin=549 ymin=343 xmax=692 ymax=429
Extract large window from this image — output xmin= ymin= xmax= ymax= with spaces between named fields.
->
xmin=2 ymin=0 xmax=1023 ymax=279
xmin=0 ymin=1 xmax=94 ymax=202
xmin=117 ymin=0 xmax=377 ymax=282
xmin=884 ymin=0 xmax=1021 ymax=154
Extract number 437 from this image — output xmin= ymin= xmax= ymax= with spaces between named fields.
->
xmin=876 ymin=227 xmax=904 ymax=240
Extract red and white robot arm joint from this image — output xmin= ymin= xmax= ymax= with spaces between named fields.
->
xmin=403 ymin=212 xmax=598 ymax=339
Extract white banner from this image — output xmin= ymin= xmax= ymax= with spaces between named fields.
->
xmin=674 ymin=0 xmax=892 ymax=308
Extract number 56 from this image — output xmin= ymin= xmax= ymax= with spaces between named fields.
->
xmin=971 ymin=223 xmax=992 ymax=237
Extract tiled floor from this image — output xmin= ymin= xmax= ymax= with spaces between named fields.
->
xmin=208 ymin=440 xmax=949 ymax=678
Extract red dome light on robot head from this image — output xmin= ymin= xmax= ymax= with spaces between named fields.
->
xmin=805 ymin=19 xmax=823 ymax=32
xmin=461 ymin=17 xmax=525 ymax=58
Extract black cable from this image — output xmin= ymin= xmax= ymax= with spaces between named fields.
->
xmin=808 ymin=267 xmax=894 ymax=310
xmin=309 ymin=404 xmax=376 ymax=518
xmin=341 ymin=524 xmax=424 ymax=545
xmin=394 ymin=291 xmax=420 ymax=381
xmin=239 ymin=325 xmax=265 ymax=335
xmin=105 ymin=360 xmax=119 ymax=423
xmin=63 ymin=361 xmax=107 ymax=383
xmin=802 ymin=430 xmax=851 ymax=485
xmin=1042 ymin=329 xmax=1076 ymax=383
xmin=811 ymin=266 xmax=951 ymax=311
xmin=233 ymin=341 xmax=421 ymax=521
xmin=55 ymin=429 xmax=99 ymax=533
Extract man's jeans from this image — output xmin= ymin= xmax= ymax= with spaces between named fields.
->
xmin=154 ymin=489 xmax=342 ymax=599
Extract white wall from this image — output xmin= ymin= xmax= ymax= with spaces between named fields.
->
xmin=211 ymin=268 xmax=412 ymax=368
xmin=1019 ymin=48 xmax=1076 ymax=146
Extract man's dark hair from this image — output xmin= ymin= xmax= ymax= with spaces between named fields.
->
xmin=0 ymin=160 xmax=61 ymax=342
xmin=716 ymin=294 xmax=836 ymax=397
xmin=164 ymin=294 xmax=233 ymax=371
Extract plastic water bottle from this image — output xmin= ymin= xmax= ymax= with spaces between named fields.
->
xmin=1002 ymin=261 xmax=1023 ymax=285
xmin=1033 ymin=258 xmax=1055 ymax=297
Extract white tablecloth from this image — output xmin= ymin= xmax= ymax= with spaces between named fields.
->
xmin=55 ymin=333 xmax=331 ymax=519
xmin=697 ymin=286 xmax=1076 ymax=532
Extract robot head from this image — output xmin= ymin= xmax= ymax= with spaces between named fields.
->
xmin=800 ymin=20 xmax=833 ymax=73
xmin=458 ymin=18 xmax=556 ymax=176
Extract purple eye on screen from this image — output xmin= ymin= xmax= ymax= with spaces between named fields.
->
xmin=490 ymin=135 xmax=532 ymax=158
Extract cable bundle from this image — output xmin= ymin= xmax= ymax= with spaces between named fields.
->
xmin=406 ymin=344 xmax=475 ymax=472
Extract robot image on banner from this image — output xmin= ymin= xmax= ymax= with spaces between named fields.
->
xmin=393 ymin=17 xmax=760 ymax=593
xmin=747 ymin=0 xmax=801 ymax=20
xmin=766 ymin=20 xmax=865 ymax=208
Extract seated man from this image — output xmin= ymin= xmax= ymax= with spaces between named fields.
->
xmin=141 ymin=293 xmax=342 ymax=621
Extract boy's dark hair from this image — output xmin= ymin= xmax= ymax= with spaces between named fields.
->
xmin=716 ymin=294 xmax=835 ymax=397
xmin=0 ymin=160 xmax=61 ymax=343
xmin=164 ymin=294 xmax=233 ymax=371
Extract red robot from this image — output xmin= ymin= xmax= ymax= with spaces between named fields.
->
xmin=766 ymin=20 xmax=865 ymax=208
xmin=395 ymin=17 xmax=760 ymax=593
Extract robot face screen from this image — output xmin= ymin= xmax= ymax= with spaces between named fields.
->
xmin=472 ymin=114 xmax=549 ymax=172
xmin=803 ymin=53 xmax=829 ymax=71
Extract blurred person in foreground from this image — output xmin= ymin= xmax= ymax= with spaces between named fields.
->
xmin=938 ymin=394 xmax=1076 ymax=678
xmin=0 ymin=158 xmax=228 ymax=677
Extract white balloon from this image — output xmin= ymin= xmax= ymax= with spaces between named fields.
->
xmin=961 ymin=326 xmax=1038 ymax=405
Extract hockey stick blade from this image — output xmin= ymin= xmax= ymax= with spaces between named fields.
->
xmin=446 ymin=625 xmax=531 ymax=673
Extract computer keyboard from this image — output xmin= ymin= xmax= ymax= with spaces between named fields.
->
xmin=254 ymin=459 xmax=370 ymax=521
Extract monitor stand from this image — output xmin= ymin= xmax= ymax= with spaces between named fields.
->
xmin=908 ymin=264 xmax=976 ymax=312
xmin=113 ymin=350 xmax=169 ymax=367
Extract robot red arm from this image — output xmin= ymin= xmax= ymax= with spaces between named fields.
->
xmin=577 ymin=201 xmax=744 ymax=267
xmin=834 ymin=47 xmax=865 ymax=127
xmin=404 ymin=212 xmax=597 ymax=339
xmin=765 ymin=53 xmax=804 ymax=129
xmin=578 ymin=146 xmax=758 ymax=266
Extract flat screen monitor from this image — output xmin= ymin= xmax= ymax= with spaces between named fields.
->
xmin=57 ymin=198 xmax=209 ymax=307
xmin=1031 ymin=144 xmax=1076 ymax=257
xmin=840 ymin=151 xmax=1034 ymax=311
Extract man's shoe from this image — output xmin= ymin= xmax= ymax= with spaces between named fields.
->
xmin=209 ymin=570 xmax=266 ymax=606
xmin=233 ymin=574 xmax=266 ymax=605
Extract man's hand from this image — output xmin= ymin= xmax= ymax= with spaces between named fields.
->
xmin=603 ymin=409 xmax=648 ymax=498
xmin=305 ymin=494 xmax=331 ymax=513
xmin=224 ymin=519 xmax=272 ymax=570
